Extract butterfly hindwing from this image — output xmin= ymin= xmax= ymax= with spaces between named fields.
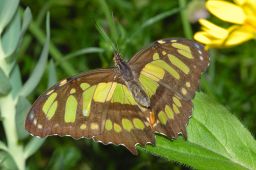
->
xmin=150 ymin=84 xmax=192 ymax=138
xmin=129 ymin=38 xmax=209 ymax=138
xmin=93 ymin=103 xmax=154 ymax=154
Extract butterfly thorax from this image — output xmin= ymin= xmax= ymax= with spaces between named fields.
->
xmin=114 ymin=53 xmax=150 ymax=108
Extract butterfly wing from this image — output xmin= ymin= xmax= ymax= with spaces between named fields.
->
xmin=129 ymin=38 xmax=209 ymax=138
xmin=26 ymin=38 xmax=209 ymax=154
xmin=25 ymin=69 xmax=154 ymax=154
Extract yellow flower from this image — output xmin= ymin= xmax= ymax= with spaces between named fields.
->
xmin=194 ymin=0 xmax=256 ymax=48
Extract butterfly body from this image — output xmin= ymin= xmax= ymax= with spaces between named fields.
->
xmin=25 ymin=38 xmax=209 ymax=154
xmin=115 ymin=53 xmax=151 ymax=108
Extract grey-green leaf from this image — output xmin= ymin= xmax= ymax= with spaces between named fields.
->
xmin=10 ymin=65 xmax=22 ymax=97
xmin=139 ymin=92 xmax=256 ymax=170
xmin=0 ymin=0 xmax=19 ymax=34
xmin=0 ymin=141 xmax=8 ymax=152
xmin=15 ymin=96 xmax=31 ymax=139
xmin=0 ymin=67 xmax=11 ymax=96
xmin=48 ymin=60 xmax=57 ymax=87
xmin=0 ymin=151 xmax=18 ymax=170
xmin=19 ymin=7 xmax=32 ymax=42
xmin=2 ymin=10 xmax=20 ymax=59
xmin=3 ymin=7 xmax=32 ymax=62
xmin=19 ymin=13 xmax=50 ymax=97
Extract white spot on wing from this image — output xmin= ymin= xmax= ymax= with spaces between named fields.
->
xmin=157 ymin=40 xmax=165 ymax=44
xmin=29 ymin=113 xmax=35 ymax=120
xmin=33 ymin=119 xmax=37 ymax=125
xmin=83 ymin=110 xmax=89 ymax=117
xmin=54 ymin=124 xmax=59 ymax=128
xmin=59 ymin=79 xmax=67 ymax=86
xmin=46 ymin=89 xmax=54 ymax=95
xmin=37 ymin=124 xmax=43 ymax=129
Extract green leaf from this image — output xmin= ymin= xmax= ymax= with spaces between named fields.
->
xmin=0 ymin=67 xmax=11 ymax=96
xmin=47 ymin=145 xmax=81 ymax=170
xmin=124 ymin=8 xmax=180 ymax=46
xmin=24 ymin=138 xmax=45 ymax=159
xmin=97 ymin=0 xmax=118 ymax=42
xmin=19 ymin=13 xmax=50 ymax=97
xmin=0 ymin=0 xmax=19 ymax=34
xmin=139 ymin=92 xmax=256 ymax=170
xmin=15 ymin=96 xmax=31 ymax=139
xmin=61 ymin=47 xmax=104 ymax=63
xmin=179 ymin=0 xmax=192 ymax=39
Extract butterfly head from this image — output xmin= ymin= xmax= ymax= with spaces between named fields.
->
xmin=113 ymin=52 xmax=127 ymax=72
xmin=113 ymin=52 xmax=122 ymax=67
xmin=113 ymin=52 xmax=134 ymax=80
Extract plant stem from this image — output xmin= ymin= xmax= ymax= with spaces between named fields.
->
xmin=0 ymin=44 xmax=25 ymax=170
xmin=0 ymin=95 xmax=25 ymax=170
xmin=179 ymin=0 xmax=193 ymax=39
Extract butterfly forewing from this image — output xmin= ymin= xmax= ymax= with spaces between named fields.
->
xmin=26 ymin=69 xmax=115 ymax=137
xmin=26 ymin=38 xmax=209 ymax=154
xmin=25 ymin=69 xmax=154 ymax=154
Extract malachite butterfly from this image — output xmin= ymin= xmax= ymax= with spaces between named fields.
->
xmin=25 ymin=38 xmax=209 ymax=155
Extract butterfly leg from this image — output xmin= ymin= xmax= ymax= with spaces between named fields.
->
xmin=149 ymin=111 xmax=156 ymax=128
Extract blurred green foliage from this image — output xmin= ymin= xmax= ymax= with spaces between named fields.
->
xmin=0 ymin=0 xmax=255 ymax=169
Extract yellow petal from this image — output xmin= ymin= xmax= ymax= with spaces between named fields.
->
xmin=199 ymin=19 xmax=228 ymax=39
xmin=206 ymin=0 xmax=246 ymax=24
xmin=194 ymin=32 xmax=212 ymax=44
xmin=234 ymin=0 xmax=256 ymax=7
xmin=242 ymin=4 xmax=256 ymax=25
xmin=234 ymin=0 xmax=246 ymax=5
xmin=194 ymin=25 xmax=254 ymax=48
xmin=248 ymin=0 xmax=256 ymax=7
xmin=194 ymin=32 xmax=223 ymax=48
xmin=224 ymin=26 xmax=254 ymax=46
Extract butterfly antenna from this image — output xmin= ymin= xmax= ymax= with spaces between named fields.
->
xmin=114 ymin=40 xmax=120 ymax=55
xmin=111 ymin=12 xmax=120 ymax=54
xmin=96 ymin=22 xmax=118 ymax=54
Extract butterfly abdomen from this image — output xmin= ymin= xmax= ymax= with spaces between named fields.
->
xmin=126 ymin=80 xmax=150 ymax=108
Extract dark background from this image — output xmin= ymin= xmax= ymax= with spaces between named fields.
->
xmin=17 ymin=0 xmax=256 ymax=169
